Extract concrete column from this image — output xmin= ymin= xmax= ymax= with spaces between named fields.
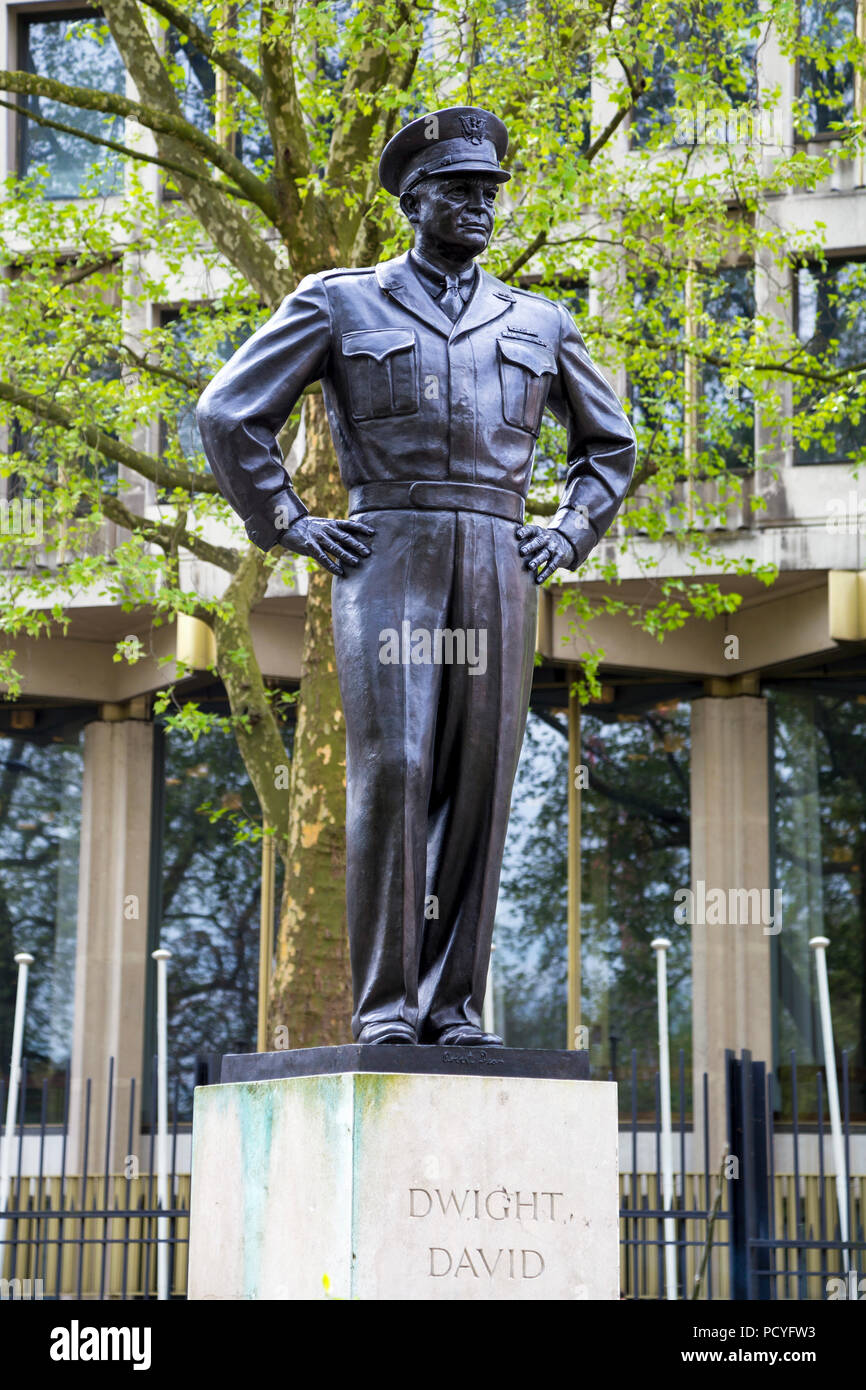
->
xmin=691 ymin=696 xmax=773 ymax=1163
xmin=69 ymin=717 xmax=154 ymax=1172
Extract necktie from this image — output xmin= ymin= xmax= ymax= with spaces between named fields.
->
xmin=438 ymin=274 xmax=465 ymax=322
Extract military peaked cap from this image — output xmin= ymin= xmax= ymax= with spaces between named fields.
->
xmin=379 ymin=106 xmax=510 ymax=197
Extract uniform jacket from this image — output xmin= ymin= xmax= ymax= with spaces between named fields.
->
xmin=196 ymin=252 xmax=636 ymax=559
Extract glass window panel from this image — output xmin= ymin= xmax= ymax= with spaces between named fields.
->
xmin=795 ymin=257 xmax=866 ymax=465
xmin=159 ymin=308 xmax=241 ymax=463
xmin=492 ymin=694 xmax=692 ymax=1117
xmin=0 ymin=729 xmax=83 ymax=1122
xmin=798 ymin=0 xmax=856 ymax=136
xmin=770 ymin=687 xmax=866 ymax=1122
xmin=164 ymin=15 xmax=272 ymax=175
xmin=492 ymin=709 xmax=569 ymax=1049
xmin=19 ymin=11 xmax=126 ymax=198
xmin=632 ymin=14 xmax=758 ymax=149
xmin=700 ymin=264 xmax=756 ymax=471
xmin=581 ymin=700 xmax=691 ymax=1118
xmin=167 ymin=24 xmax=215 ymax=132
xmin=153 ymin=722 xmax=283 ymax=1121
xmin=628 ymin=275 xmax=686 ymax=464
xmin=159 ymin=310 xmax=206 ymax=464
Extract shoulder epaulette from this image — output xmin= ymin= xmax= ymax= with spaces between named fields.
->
xmin=318 ymin=266 xmax=376 ymax=280
xmin=510 ymin=285 xmax=561 ymax=311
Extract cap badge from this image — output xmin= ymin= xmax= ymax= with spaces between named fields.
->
xmin=459 ymin=114 xmax=486 ymax=145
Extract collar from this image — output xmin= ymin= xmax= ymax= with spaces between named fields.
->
xmin=409 ymin=248 xmax=477 ymax=293
xmin=376 ymin=252 xmax=516 ymax=340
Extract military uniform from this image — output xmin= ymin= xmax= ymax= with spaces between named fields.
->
xmin=197 ymin=107 xmax=636 ymax=1043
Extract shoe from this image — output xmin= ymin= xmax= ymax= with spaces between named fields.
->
xmin=357 ymin=1020 xmax=417 ymax=1044
xmin=435 ymin=1024 xmax=504 ymax=1047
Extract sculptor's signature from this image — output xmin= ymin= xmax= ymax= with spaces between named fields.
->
xmin=442 ymin=1049 xmax=504 ymax=1066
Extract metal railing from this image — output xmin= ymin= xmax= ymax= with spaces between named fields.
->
xmin=619 ymin=1053 xmax=728 ymax=1300
xmin=0 ymin=1058 xmax=189 ymax=1300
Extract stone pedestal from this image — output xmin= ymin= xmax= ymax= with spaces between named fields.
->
xmin=188 ymin=1049 xmax=618 ymax=1301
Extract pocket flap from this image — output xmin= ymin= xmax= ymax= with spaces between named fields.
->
xmin=342 ymin=329 xmax=416 ymax=362
xmin=497 ymin=336 xmax=557 ymax=376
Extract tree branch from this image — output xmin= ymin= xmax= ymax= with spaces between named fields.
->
xmin=101 ymin=0 xmax=286 ymax=304
xmin=498 ymin=12 xmax=646 ymax=286
xmin=0 ymin=68 xmax=277 ymax=220
xmin=326 ymin=1 xmax=422 ymax=254
xmin=99 ymin=490 xmax=240 ymax=571
xmin=525 ymin=495 xmax=557 ymax=515
xmin=259 ymin=0 xmax=312 ymax=247
xmin=585 ymin=101 xmax=633 ymax=162
xmin=0 ymin=94 xmax=255 ymax=203
xmin=138 ymin=0 xmax=264 ymax=100
xmin=0 ymin=379 xmax=221 ymax=495
xmin=106 ymin=342 xmax=206 ymax=394
xmin=600 ymin=324 xmax=866 ymax=385
xmin=499 ymin=230 xmax=548 ymax=283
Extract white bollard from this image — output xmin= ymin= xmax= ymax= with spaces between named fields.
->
xmin=651 ymin=937 xmax=677 ymax=1300
xmin=152 ymin=948 xmax=172 ymax=1301
xmin=809 ymin=936 xmax=850 ymax=1278
xmin=0 ymin=952 xmax=35 ymax=1261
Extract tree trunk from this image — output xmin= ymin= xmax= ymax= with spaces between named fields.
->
xmin=270 ymin=393 xmax=352 ymax=1047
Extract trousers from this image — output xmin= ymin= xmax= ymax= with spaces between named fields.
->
xmin=331 ymin=506 xmax=538 ymax=1040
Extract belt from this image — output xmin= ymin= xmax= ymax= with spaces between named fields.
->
xmin=348 ymin=480 xmax=525 ymax=524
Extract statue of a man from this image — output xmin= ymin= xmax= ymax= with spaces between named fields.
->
xmin=197 ymin=106 xmax=635 ymax=1048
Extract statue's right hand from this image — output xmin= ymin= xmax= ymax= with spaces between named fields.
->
xmin=279 ymin=515 xmax=375 ymax=577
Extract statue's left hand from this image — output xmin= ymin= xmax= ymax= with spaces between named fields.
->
xmin=515 ymin=525 xmax=577 ymax=583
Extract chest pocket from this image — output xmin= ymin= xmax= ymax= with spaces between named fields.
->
xmin=497 ymin=336 xmax=557 ymax=436
xmin=342 ymin=329 xmax=419 ymax=421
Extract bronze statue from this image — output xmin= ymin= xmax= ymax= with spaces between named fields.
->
xmin=197 ymin=106 xmax=635 ymax=1047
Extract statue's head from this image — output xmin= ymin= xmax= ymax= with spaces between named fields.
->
xmin=379 ymin=106 xmax=510 ymax=261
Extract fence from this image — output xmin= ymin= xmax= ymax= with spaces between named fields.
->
xmin=1 ymin=1049 xmax=864 ymax=1300
xmin=727 ymin=1049 xmax=866 ymax=1301
xmin=0 ymin=1057 xmax=190 ymax=1300
xmin=620 ymin=1048 xmax=866 ymax=1299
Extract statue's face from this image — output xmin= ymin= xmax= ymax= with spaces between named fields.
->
xmin=401 ymin=174 xmax=499 ymax=258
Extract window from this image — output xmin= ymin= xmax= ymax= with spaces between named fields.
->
xmin=0 ymin=720 xmax=84 ymax=1122
xmin=491 ymin=692 xmax=692 ymax=1120
xmin=159 ymin=306 xmax=246 ymax=465
xmin=631 ymin=12 xmax=758 ymax=150
xmin=158 ymin=309 xmax=208 ymax=464
xmin=632 ymin=35 xmax=691 ymax=149
xmin=794 ymin=256 xmax=866 ymax=465
xmin=147 ymin=717 xmax=285 ymax=1121
xmin=628 ymin=274 xmax=686 ymax=469
xmin=5 ymin=254 xmax=122 ymax=513
xmin=628 ymin=262 xmax=755 ymax=482
xmin=166 ymin=23 xmax=215 ymax=134
xmin=797 ymin=0 xmax=857 ymax=138
xmin=700 ymin=264 xmax=756 ymax=471
xmin=581 ymin=700 xmax=691 ymax=1117
xmin=770 ymin=686 xmax=866 ymax=1123
xmin=17 ymin=9 xmax=126 ymax=198
xmin=161 ymin=21 xmax=271 ymax=193
xmin=530 ymin=282 xmax=589 ymax=499
xmin=492 ymin=708 xmax=569 ymax=1048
